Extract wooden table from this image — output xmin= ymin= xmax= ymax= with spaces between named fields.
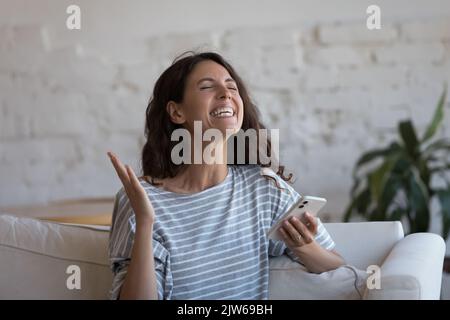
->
xmin=0 ymin=197 xmax=115 ymax=226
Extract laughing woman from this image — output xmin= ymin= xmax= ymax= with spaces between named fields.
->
xmin=107 ymin=52 xmax=345 ymax=300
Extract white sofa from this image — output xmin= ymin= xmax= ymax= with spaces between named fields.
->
xmin=0 ymin=214 xmax=445 ymax=299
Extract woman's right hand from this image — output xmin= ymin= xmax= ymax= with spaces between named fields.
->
xmin=108 ymin=151 xmax=155 ymax=226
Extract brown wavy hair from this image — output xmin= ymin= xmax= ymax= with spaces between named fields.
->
xmin=141 ymin=51 xmax=292 ymax=183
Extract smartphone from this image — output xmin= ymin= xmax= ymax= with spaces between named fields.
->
xmin=267 ymin=195 xmax=327 ymax=241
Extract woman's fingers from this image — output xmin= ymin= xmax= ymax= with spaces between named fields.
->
xmin=282 ymin=219 xmax=306 ymax=246
xmin=108 ymin=152 xmax=155 ymax=224
xmin=108 ymin=152 xmax=131 ymax=189
xmin=279 ymin=227 xmax=295 ymax=246
xmin=289 ymin=217 xmax=313 ymax=243
xmin=126 ymin=165 xmax=146 ymax=195
xmin=109 ymin=153 xmax=146 ymax=198
xmin=126 ymin=165 xmax=139 ymax=186
xmin=304 ymin=212 xmax=318 ymax=235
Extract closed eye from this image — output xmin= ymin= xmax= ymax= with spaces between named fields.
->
xmin=200 ymin=86 xmax=237 ymax=91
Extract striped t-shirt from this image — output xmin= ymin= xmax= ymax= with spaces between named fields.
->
xmin=108 ymin=165 xmax=335 ymax=300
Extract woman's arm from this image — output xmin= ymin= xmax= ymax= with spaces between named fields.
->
xmin=279 ymin=213 xmax=345 ymax=273
xmin=119 ymin=220 xmax=158 ymax=300
xmin=291 ymin=243 xmax=345 ymax=273
xmin=108 ymin=152 xmax=159 ymax=299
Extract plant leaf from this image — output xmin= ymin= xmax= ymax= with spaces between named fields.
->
xmin=355 ymin=142 xmax=401 ymax=168
xmin=407 ymin=168 xmax=430 ymax=233
xmin=355 ymin=188 xmax=371 ymax=214
xmin=391 ymin=156 xmax=412 ymax=176
xmin=343 ymin=187 xmax=371 ymax=222
xmin=422 ymin=88 xmax=447 ymax=143
xmin=378 ymin=175 xmax=402 ymax=217
xmin=436 ymin=188 xmax=450 ymax=240
xmin=350 ymin=174 xmax=362 ymax=196
xmin=343 ymin=201 xmax=355 ymax=222
xmin=423 ymin=138 xmax=450 ymax=158
xmin=399 ymin=120 xmax=419 ymax=159
xmin=369 ymin=155 xmax=400 ymax=205
xmin=388 ymin=207 xmax=407 ymax=221
xmin=418 ymin=157 xmax=432 ymax=189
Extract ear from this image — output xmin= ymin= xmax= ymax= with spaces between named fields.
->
xmin=166 ymin=101 xmax=185 ymax=124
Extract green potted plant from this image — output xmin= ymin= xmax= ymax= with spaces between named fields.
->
xmin=343 ymin=88 xmax=450 ymax=240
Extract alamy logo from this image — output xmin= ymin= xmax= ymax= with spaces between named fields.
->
xmin=170 ymin=121 xmax=280 ymax=172
xmin=66 ymin=5 xmax=81 ymax=30
xmin=366 ymin=265 xmax=381 ymax=290
xmin=66 ymin=265 xmax=81 ymax=290
xmin=366 ymin=5 xmax=381 ymax=30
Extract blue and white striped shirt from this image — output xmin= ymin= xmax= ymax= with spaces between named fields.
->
xmin=108 ymin=165 xmax=335 ymax=300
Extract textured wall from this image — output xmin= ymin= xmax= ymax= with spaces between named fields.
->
xmin=1 ymin=0 xmax=449 ymax=228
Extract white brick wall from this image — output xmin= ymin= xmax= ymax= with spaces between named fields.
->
xmin=1 ymin=1 xmax=450 ymax=231
xmin=374 ymin=43 xmax=446 ymax=64
xmin=401 ymin=20 xmax=450 ymax=42
xmin=304 ymin=45 xmax=372 ymax=67
xmin=318 ymin=23 xmax=398 ymax=45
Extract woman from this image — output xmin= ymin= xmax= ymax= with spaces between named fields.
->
xmin=107 ymin=52 xmax=345 ymax=300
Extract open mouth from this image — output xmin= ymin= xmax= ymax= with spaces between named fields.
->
xmin=209 ymin=106 xmax=236 ymax=118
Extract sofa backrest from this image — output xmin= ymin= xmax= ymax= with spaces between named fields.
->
xmin=0 ymin=214 xmax=111 ymax=299
xmin=325 ymin=221 xmax=404 ymax=269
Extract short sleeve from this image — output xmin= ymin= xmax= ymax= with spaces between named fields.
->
xmin=262 ymin=168 xmax=336 ymax=263
xmin=108 ymin=190 xmax=173 ymax=300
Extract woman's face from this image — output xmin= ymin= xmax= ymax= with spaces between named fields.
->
xmin=168 ymin=60 xmax=244 ymax=135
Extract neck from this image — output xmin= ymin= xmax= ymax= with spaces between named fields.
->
xmin=162 ymin=140 xmax=229 ymax=194
xmin=173 ymin=163 xmax=229 ymax=193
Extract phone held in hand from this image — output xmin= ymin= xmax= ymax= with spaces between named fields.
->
xmin=267 ymin=195 xmax=327 ymax=241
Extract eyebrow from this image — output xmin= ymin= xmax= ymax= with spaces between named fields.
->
xmin=197 ymin=77 xmax=236 ymax=85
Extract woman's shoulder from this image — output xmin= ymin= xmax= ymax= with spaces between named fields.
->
xmin=231 ymin=164 xmax=258 ymax=174
xmin=231 ymin=165 xmax=288 ymax=187
xmin=231 ymin=165 xmax=299 ymax=205
xmin=231 ymin=164 xmax=265 ymax=181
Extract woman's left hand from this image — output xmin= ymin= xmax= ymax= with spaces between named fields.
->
xmin=279 ymin=212 xmax=318 ymax=250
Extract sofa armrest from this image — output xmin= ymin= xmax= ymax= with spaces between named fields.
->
xmin=324 ymin=222 xmax=404 ymax=269
xmin=364 ymin=233 xmax=446 ymax=300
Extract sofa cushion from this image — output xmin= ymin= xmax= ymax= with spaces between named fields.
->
xmin=0 ymin=214 xmax=112 ymax=299
xmin=269 ymin=254 xmax=368 ymax=300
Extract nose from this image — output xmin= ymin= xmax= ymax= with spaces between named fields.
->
xmin=217 ymin=86 xmax=232 ymax=100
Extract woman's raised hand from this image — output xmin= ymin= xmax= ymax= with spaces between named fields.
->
xmin=107 ymin=152 xmax=155 ymax=226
